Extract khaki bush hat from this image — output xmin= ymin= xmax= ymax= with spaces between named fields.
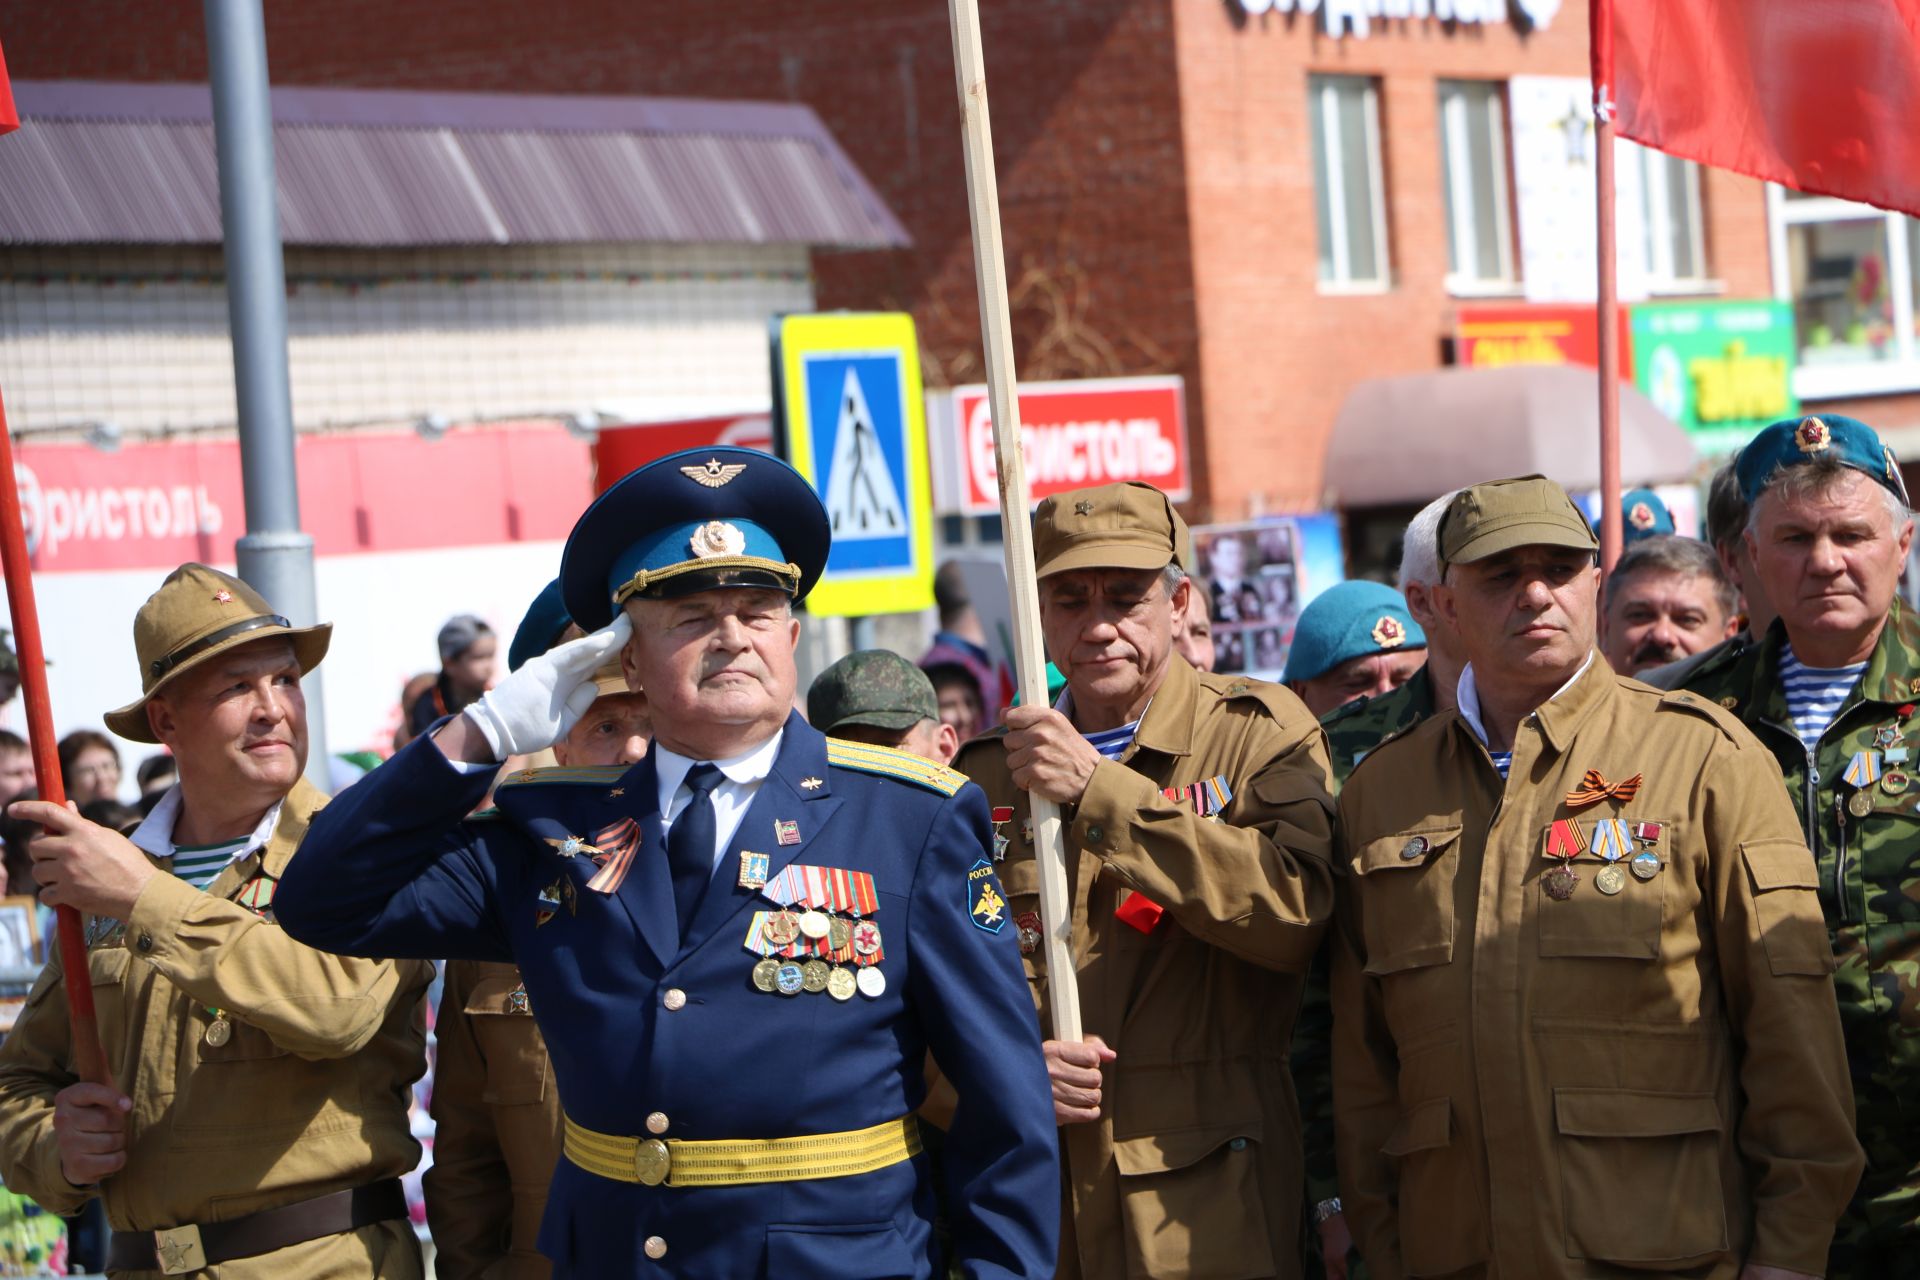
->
xmin=1439 ymin=475 xmax=1599 ymax=568
xmin=1033 ymin=481 xmax=1187 ymax=579
xmin=105 ymin=564 xmax=331 ymax=743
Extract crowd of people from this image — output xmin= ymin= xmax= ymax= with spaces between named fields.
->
xmin=0 ymin=416 xmax=1905 ymax=1279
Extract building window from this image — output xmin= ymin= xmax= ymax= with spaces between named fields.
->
xmin=1631 ymin=148 xmax=1707 ymax=289
xmin=1769 ymin=186 xmax=1920 ymax=399
xmin=1438 ymin=80 xmax=1515 ymax=292
xmin=1310 ymin=75 xmax=1390 ymax=290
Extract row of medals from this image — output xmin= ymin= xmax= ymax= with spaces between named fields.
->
xmin=751 ymin=906 xmax=884 ymax=1001
xmin=1545 ymin=840 xmax=1661 ymax=901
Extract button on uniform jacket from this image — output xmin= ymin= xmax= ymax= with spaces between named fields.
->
xmin=0 ymin=780 xmax=432 ymax=1278
xmin=427 ymin=959 xmax=561 ymax=1280
xmin=952 ymin=656 xmax=1336 ymax=1279
xmin=1332 ymin=658 xmax=1863 ymax=1279
xmin=274 ymin=714 xmax=1059 ymax=1279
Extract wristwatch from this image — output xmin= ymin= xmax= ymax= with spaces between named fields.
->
xmin=1312 ymin=1197 xmax=1343 ymax=1226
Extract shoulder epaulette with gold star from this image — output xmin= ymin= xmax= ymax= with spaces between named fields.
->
xmin=826 ymin=739 xmax=967 ymax=796
xmin=495 ymin=765 xmax=632 ymax=790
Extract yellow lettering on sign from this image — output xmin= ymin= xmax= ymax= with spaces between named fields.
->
xmin=1688 ymin=339 xmax=1790 ymax=424
xmin=1467 ymin=335 xmax=1570 ymax=368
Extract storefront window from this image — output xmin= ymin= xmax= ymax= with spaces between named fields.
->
xmin=1310 ymin=75 xmax=1390 ymax=290
xmin=1770 ymin=186 xmax=1920 ymax=398
xmin=1438 ymin=80 xmax=1515 ymax=292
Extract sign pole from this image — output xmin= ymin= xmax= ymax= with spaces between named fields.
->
xmin=945 ymin=0 xmax=1082 ymax=1043
xmin=1592 ymin=0 xmax=1623 ymax=571
xmin=0 ymin=387 xmax=111 ymax=1087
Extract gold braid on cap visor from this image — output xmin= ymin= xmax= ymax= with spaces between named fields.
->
xmin=612 ymin=556 xmax=802 ymax=606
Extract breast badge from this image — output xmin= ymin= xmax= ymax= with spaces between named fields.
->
xmin=744 ymin=865 xmax=886 ymax=998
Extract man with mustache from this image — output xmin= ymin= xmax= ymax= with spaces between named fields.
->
xmin=1334 ymin=475 xmax=1860 ymax=1280
xmin=275 ymin=448 xmax=1058 ymax=1278
xmin=953 ymin=480 xmax=1336 ymax=1279
xmin=1679 ymin=415 xmax=1920 ymax=1278
xmin=0 ymin=564 xmax=432 ymax=1277
xmin=1598 ymin=535 xmax=1740 ymax=677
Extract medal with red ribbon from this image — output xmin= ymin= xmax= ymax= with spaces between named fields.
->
xmin=762 ymin=865 xmax=884 ymax=966
xmin=1542 ymin=818 xmax=1585 ymax=900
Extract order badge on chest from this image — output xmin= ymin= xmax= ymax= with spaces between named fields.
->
xmin=1541 ymin=769 xmax=1663 ymax=900
xmin=742 ymin=862 xmax=886 ymax=1000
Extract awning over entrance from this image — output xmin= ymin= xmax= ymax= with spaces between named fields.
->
xmin=1325 ymin=365 xmax=1700 ymax=508
xmin=0 ymin=81 xmax=909 ymax=250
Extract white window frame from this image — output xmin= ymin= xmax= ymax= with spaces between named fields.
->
xmin=1636 ymin=149 xmax=1712 ymax=294
xmin=1438 ymin=80 xmax=1517 ymax=296
xmin=1311 ymin=75 xmax=1392 ymax=294
xmin=1768 ymin=184 xmax=1920 ymax=400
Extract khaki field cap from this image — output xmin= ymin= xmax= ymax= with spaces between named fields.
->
xmin=105 ymin=563 xmax=331 ymax=743
xmin=1440 ymin=474 xmax=1600 ymax=568
xmin=1033 ymin=481 xmax=1189 ymax=579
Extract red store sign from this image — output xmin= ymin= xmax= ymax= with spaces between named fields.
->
xmin=943 ymin=376 xmax=1190 ymax=517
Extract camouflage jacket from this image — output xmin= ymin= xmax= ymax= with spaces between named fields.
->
xmin=1680 ymin=603 xmax=1920 ymax=1264
xmin=1293 ymin=665 xmax=1441 ymax=1222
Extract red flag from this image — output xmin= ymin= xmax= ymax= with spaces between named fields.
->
xmin=1611 ymin=1 xmax=1920 ymax=218
xmin=0 ymin=36 xmax=16 ymax=136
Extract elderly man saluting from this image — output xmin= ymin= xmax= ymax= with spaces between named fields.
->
xmin=954 ymin=481 xmax=1336 ymax=1279
xmin=1334 ymin=476 xmax=1862 ymax=1280
xmin=1681 ymin=415 xmax=1920 ymax=1278
xmin=0 ymin=565 xmax=432 ymax=1278
xmin=274 ymin=448 xmax=1058 ymax=1278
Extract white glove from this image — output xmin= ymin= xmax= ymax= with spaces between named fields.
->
xmin=463 ymin=615 xmax=633 ymax=759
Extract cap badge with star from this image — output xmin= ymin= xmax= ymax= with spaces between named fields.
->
xmin=681 ymin=458 xmax=748 ymax=488
xmin=1796 ymin=416 xmax=1832 ymax=454
xmin=690 ymin=521 xmax=747 ymax=559
xmin=1371 ymin=615 xmax=1406 ymax=648
xmin=1628 ymin=501 xmax=1655 ymax=531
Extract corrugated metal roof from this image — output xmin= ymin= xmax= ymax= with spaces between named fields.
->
xmin=0 ymin=81 xmax=909 ymax=250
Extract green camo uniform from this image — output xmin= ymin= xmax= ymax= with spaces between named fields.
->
xmin=1292 ymin=664 xmax=1438 ymax=1279
xmin=1681 ymin=604 xmax=1920 ymax=1277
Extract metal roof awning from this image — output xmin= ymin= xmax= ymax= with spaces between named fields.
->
xmin=0 ymin=81 xmax=910 ymax=251
xmin=1325 ymin=365 xmax=1701 ymax=508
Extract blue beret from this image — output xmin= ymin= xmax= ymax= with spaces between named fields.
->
xmin=561 ymin=447 xmax=831 ymax=630
xmin=1735 ymin=414 xmax=1909 ymax=507
xmin=1281 ymin=580 xmax=1426 ymax=684
xmin=508 ymin=578 xmax=572 ymax=674
xmin=1619 ymin=488 xmax=1674 ymax=543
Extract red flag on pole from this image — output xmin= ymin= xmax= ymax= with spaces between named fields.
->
xmin=1613 ymin=1 xmax=1920 ymax=217
xmin=0 ymin=36 xmax=17 ymax=136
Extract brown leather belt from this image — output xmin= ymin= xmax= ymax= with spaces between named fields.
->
xmin=107 ymin=1179 xmax=407 ymax=1275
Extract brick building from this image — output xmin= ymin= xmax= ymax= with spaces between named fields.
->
xmin=5 ymin=0 xmax=1918 ymax=526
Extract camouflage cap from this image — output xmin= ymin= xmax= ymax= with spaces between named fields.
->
xmin=1439 ymin=475 xmax=1599 ymax=567
xmin=808 ymin=649 xmax=939 ymax=733
xmin=1033 ymin=481 xmax=1186 ymax=579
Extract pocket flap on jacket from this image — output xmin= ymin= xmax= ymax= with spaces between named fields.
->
xmin=1554 ymin=1089 xmax=1720 ymax=1139
xmin=1741 ymin=839 xmax=1818 ymax=893
xmin=1112 ymin=1124 xmax=1260 ymax=1176
xmin=766 ymin=1222 xmax=915 ymax=1280
xmin=1355 ymin=827 xmax=1464 ymax=875
xmin=464 ymin=973 xmax=531 ymax=1017
xmin=1380 ymin=1096 xmax=1451 ymax=1157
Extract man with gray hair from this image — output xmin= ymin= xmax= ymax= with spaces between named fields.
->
xmin=1599 ymin=534 xmax=1739 ymax=677
xmin=1680 ymin=414 xmax=1919 ymax=1277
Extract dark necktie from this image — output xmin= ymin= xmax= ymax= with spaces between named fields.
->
xmin=667 ymin=763 xmax=724 ymax=936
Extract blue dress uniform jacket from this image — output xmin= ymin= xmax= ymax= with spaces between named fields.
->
xmin=275 ymin=714 xmax=1059 ymax=1279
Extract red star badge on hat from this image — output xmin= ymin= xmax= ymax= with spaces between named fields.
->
xmin=1628 ymin=501 xmax=1655 ymax=531
xmin=212 ymin=589 xmax=234 ymax=604
xmin=1796 ymin=416 xmax=1831 ymax=455
xmin=1371 ymin=616 xmax=1406 ymax=648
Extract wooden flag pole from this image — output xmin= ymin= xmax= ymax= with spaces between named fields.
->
xmin=0 ymin=385 xmax=111 ymax=1087
xmin=1593 ymin=0 xmax=1623 ymax=572
xmin=946 ymin=0 xmax=1082 ymax=1043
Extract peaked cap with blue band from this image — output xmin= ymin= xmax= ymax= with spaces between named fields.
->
xmin=1281 ymin=579 xmax=1425 ymax=684
xmin=561 ymin=446 xmax=832 ymax=630
xmin=1736 ymin=414 xmax=1911 ymax=507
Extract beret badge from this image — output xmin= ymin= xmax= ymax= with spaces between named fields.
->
xmin=1371 ymin=616 xmax=1406 ymax=648
xmin=1795 ymin=416 xmax=1831 ymax=455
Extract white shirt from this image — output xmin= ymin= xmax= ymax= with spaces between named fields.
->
xmin=653 ymin=731 xmax=784 ymax=870
xmin=1456 ymin=651 xmax=1596 ymax=749
xmin=128 ymin=784 xmax=284 ymax=867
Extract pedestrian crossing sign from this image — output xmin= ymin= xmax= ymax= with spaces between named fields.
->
xmin=773 ymin=312 xmax=935 ymax=617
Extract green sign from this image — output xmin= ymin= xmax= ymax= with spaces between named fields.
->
xmin=1631 ymin=300 xmax=1798 ymax=455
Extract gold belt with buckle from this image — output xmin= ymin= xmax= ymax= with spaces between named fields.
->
xmin=563 ymin=1113 xmax=921 ymax=1187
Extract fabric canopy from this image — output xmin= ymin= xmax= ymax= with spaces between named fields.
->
xmin=1325 ymin=365 xmax=1699 ymax=508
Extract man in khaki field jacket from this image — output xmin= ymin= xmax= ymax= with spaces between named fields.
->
xmin=0 ymin=565 xmax=431 ymax=1278
xmin=953 ymin=481 xmax=1336 ymax=1279
xmin=1333 ymin=477 xmax=1863 ymax=1280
